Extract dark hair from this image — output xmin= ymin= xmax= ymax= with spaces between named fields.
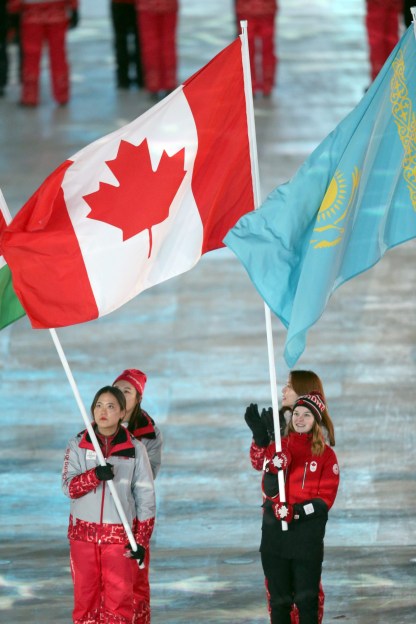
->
xmin=111 ymin=378 xmax=145 ymax=432
xmin=126 ymin=393 xmax=147 ymax=433
xmin=90 ymin=385 xmax=126 ymax=416
xmin=289 ymin=370 xmax=335 ymax=446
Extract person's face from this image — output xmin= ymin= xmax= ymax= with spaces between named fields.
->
xmin=282 ymin=377 xmax=299 ymax=408
xmin=292 ymin=406 xmax=315 ymax=434
xmin=94 ymin=392 xmax=124 ymax=436
xmin=113 ymin=380 xmax=140 ymax=419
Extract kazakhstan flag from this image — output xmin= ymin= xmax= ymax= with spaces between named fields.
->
xmin=225 ymin=26 xmax=416 ymax=368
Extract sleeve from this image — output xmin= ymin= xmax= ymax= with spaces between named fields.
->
xmin=132 ymin=439 xmax=156 ymax=523
xmin=249 ymin=440 xmax=267 ymax=470
xmin=316 ymin=448 xmax=340 ymax=510
xmin=61 ymin=438 xmax=100 ymax=499
xmin=143 ymin=425 xmax=163 ymax=479
xmin=134 ymin=517 xmax=155 ymax=549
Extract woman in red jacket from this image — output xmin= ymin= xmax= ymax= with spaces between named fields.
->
xmin=235 ymin=0 xmax=278 ymax=96
xmin=8 ymin=0 xmax=78 ymax=106
xmin=135 ymin=0 xmax=178 ymax=99
xmin=246 ymin=388 xmax=339 ymax=623
xmin=365 ymin=0 xmax=402 ymax=82
xmin=247 ymin=370 xmax=334 ymax=623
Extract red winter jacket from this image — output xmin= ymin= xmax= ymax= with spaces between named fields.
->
xmin=251 ymin=432 xmax=339 ymax=559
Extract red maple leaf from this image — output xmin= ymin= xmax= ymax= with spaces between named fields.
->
xmin=83 ymin=139 xmax=187 ymax=258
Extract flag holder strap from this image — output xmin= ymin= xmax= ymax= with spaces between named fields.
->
xmin=240 ymin=21 xmax=288 ymax=530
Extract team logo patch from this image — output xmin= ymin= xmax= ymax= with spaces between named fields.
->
xmin=333 ymin=463 xmax=339 ymax=475
xmin=86 ymin=450 xmax=97 ymax=460
xmin=310 ymin=461 xmax=317 ymax=472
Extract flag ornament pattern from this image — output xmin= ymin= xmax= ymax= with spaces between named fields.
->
xmin=0 ymin=206 xmax=25 ymax=330
xmin=1 ymin=38 xmax=254 ymax=329
xmin=225 ymin=27 xmax=416 ymax=367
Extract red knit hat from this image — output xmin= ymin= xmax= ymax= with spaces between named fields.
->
xmin=113 ymin=369 xmax=147 ymax=395
xmin=293 ymin=391 xmax=325 ymax=422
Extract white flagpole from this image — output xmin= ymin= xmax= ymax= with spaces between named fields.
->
xmin=48 ymin=328 xmax=141 ymax=558
xmin=239 ymin=21 xmax=288 ymax=530
xmin=411 ymin=6 xmax=416 ymax=37
xmin=0 ymin=189 xmax=141 ymax=557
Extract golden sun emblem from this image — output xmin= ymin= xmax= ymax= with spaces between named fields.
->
xmin=317 ymin=170 xmax=347 ymax=222
xmin=311 ymin=167 xmax=359 ymax=248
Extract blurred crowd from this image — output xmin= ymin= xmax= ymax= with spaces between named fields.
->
xmin=0 ymin=1 xmax=414 ymax=106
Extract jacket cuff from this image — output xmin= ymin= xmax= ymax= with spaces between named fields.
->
xmin=68 ymin=467 xmax=100 ymax=499
xmin=134 ymin=517 xmax=155 ymax=548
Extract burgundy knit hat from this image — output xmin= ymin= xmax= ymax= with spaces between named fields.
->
xmin=113 ymin=369 xmax=147 ymax=395
xmin=293 ymin=391 xmax=325 ymax=422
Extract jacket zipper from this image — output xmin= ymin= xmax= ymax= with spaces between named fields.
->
xmin=302 ymin=462 xmax=308 ymax=489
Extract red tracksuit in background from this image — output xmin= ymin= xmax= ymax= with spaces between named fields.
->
xmin=8 ymin=0 xmax=77 ymax=105
xmin=135 ymin=0 xmax=178 ymax=96
xmin=366 ymin=0 xmax=402 ymax=81
xmin=235 ymin=0 xmax=278 ymax=96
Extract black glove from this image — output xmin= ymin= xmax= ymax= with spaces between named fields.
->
xmin=260 ymin=407 xmax=274 ymax=441
xmin=293 ymin=498 xmax=328 ymax=522
xmin=244 ymin=403 xmax=269 ymax=447
xmin=126 ymin=543 xmax=146 ymax=565
xmin=69 ymin=8 xmax=79 ymax=29
xmin=95 ymin=463 xmax=114 ymax=481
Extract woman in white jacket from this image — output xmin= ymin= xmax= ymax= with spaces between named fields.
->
xmin=62 ymin=385 xmax=156 ymax=624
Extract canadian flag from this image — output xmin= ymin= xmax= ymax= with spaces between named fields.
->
xmin=1 ymin=39 xmax=254 ymax=329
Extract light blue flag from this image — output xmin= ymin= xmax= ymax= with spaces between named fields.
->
xmin=225 ymin=26 xmax=416 ymax=367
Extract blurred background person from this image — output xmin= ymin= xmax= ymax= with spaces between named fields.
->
xmin=0 ymin=0 xmax=8 ymax=96
xmin=135 ymin=0 xmax=178 ymax=100
xmin=110 ymin=0 xmax=143 ymax=90
xmin=365 ymin=0 xmax=402 ymax=82
xmin=7 ymin=0 xmax=79 ymax=106
xmin=235 ymin=0 xmax=278 ymax=97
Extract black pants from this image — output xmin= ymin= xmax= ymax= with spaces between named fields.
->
xmin=111 ymin=3 xmax=143 ymax=87
xmin=0 ymin=7 xmax=7 ymax=90
xmin=261 ymin=551 xmax=322 ymax=624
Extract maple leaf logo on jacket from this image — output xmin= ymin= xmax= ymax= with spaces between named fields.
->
xmin=83 ymin=139 xmax=187 ymax=258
